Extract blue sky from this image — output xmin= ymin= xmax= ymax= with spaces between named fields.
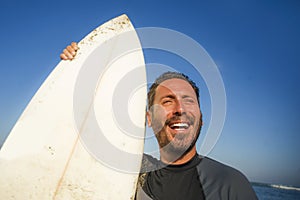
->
xmin=0 ymin=0 xmax=299 ymax=187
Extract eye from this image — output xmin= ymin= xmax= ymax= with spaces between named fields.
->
xmin=161 ymin=97 xmax=174 ymax=105
xmin=162 ymin=100 xmax=172 ymax=105
xmin=184 ymin=98 xmax=196 ymax=104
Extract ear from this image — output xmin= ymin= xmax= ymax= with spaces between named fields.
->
xmin=146 ymin=111 xmax=152 ymax=127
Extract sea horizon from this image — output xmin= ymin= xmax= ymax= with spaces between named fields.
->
xmin=252 ymin=182 xmax=300 ymax=200
xmin=252 ymin=182 xmax=300 ymax=191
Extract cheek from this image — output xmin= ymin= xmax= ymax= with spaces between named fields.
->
xmin=150 ymin=104 xmax=169 ymax=122
xmin=190 ymin=106 xmax=202 ymax=124
xmin=148 ymin=104 xmax=170 ymax=132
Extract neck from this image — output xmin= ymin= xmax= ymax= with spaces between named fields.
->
xmin=160 ymin=145 xmax=197 ymax=165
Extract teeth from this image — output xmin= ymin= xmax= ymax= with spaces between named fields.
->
xmin=170 ymin=123 xmax=189 ymax=129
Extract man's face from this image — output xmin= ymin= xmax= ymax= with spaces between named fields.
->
xmin=147 ymin=78 xmax=202 ymax=155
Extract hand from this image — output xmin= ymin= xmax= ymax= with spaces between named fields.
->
xmin=60 ymin=42 xmax=79 ymax=60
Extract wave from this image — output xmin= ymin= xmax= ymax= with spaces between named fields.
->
xmin=252 ymin=182 xmax=300 ymax=192
xmin=270 ymin=184 xmax=300 ymax=192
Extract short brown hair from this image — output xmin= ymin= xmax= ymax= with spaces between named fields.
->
xmin=147 ymin=72 xmax=200 ymax=110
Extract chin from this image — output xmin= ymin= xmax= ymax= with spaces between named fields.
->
xmin=164 ymin=139 xmax=194 ymax=156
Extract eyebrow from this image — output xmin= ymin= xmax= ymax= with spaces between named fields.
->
xmin=160 ymin=94 xmax=196 ymax=101
xmin=182 ymin=95 xmax=196 ymax=99
xmin=160 ymin=95 xmax=176 ymax=101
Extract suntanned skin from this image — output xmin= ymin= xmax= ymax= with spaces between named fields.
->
xmin=147 ymin=79 xmax=202 ymax=165
xmin=60 ymin=43 xmax=203 ymax=165
xmin=60 ymin=42 xmax=78 ymax=60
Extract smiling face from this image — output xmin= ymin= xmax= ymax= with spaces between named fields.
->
xmin=147 ymin=78 xmax=202 ymax=158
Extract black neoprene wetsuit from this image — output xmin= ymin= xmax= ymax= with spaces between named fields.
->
xmin=136 ymin=154 xmax=258 ymax=200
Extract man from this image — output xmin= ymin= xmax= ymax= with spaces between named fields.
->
xmin=61 ymin=43 xmax=258 ymax=199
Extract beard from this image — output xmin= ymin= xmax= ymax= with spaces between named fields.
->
xmin=151 ymin=113 xmax=202 ymax=158
xmin=163 ymin=128 xmax=200 ymax=155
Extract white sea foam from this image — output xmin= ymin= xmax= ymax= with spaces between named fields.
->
xmin=270 ymin=184 xmax=300 ymax=191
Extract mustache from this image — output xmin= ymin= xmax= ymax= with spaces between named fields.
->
xmin=165 ymin=114 xmax=195 ymax=126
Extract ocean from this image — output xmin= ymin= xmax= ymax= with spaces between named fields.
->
xmin=252 ymin=183 xmax=300 ymax=200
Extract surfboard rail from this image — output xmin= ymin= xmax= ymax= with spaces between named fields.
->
xmin=0 ymin=14 xmax=146 ymax=200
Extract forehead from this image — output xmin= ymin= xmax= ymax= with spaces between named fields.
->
xmin=155 ymin=78 xmax=197 ymax=99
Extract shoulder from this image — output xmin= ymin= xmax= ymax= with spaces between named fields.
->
xmin=198 ymin=157 xmax=245 ymax=180
xmin=140 ymin=153 xmax=160 ymax=173
xmin=198 ymin=156 xmax=258 ymax=200
xmin=137 ymin=154 xmax=160 ymax=188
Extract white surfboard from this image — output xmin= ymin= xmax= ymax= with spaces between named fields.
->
xmin=0 ymin=14 xmax=147 ymax=199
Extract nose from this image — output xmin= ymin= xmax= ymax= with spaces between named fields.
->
xmin=173 ymin=100 xmax=185 ymax=115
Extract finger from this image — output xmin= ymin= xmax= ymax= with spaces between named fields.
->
xmin=63 ymin=48 xmax=74 ymax=60
xmin=66 ymin=45 xmax=76 ymax=56
xmin=71 ymin=42 xmax=79 ymax=50
xmin=60 ymin=53 xmax=68 ymax=60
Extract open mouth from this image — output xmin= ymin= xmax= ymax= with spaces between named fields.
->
xmin=169 ymin=122 xmax=190 ymax=130
xmin=165 ymin=115 xmax=194 ymax=132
